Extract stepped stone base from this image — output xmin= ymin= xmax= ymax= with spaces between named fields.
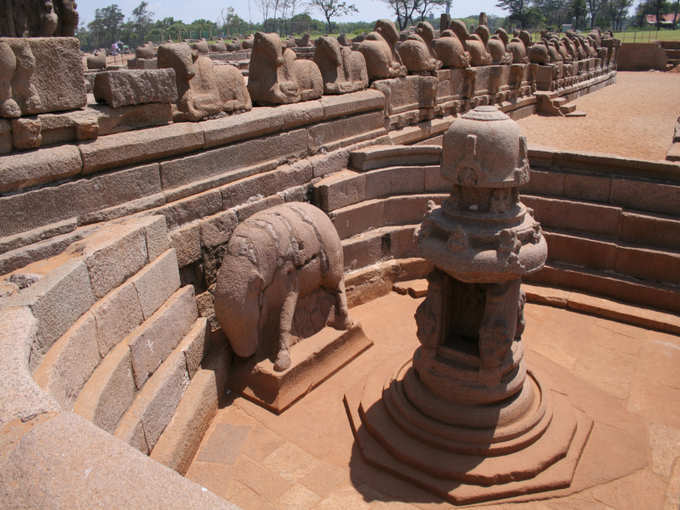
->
xmin=229 ymin=324 xmax=372 ymax=413
xmin=344 ymin=350 xmax=647 ymax=505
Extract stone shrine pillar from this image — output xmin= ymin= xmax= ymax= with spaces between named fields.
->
xmin=345 ymin=106 xmax=593 ymax=504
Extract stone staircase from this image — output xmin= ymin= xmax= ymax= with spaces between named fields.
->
xmin=313 ymin=145 xmax=680 ymax=316
xmin=660 ymin=41 xmax=680 ymax=67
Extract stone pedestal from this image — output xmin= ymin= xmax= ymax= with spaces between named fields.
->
xmin=345 ymin=106 xmax=592 ymax=503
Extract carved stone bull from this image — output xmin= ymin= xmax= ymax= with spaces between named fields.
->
xmin=214 ymin=202 xmax=354 ymax=372
xmin=358 ymin=19 xmax=406 ymax=81
xmin=398 ymin=22 xmax=442 ymax=75
xmin=158 ymin=42 xmax=251 ymax=121
xmin=313 ymin=36 xmax=368 ymax=94
xmin=248 ymin=32 xmax=323 ymax=105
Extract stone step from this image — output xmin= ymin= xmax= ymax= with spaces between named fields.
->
xmin=526 ymin=262 xmax=680 ymax=315
xmin=114 ymin=318 xmax=208 ymax=454
xmin=330 ymin=193 xmax=447 ymax=240
xmin=341 ymin=224 xmax=419 ymax=272
xmin=544 ymin=230 xmax=680 ymax=286
xmin=660 ymin=41 xmax=680 ymax=49
xmin=73 ymin=285 xmax=197 ymax=434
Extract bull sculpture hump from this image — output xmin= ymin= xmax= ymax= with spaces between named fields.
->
xmin=214 ymin=202 xmax=354 ymax=372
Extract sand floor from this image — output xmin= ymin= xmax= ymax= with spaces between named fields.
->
xmin=517 ymin=71 xmax=680 ymax=161
xmin=186 ymin=291 xmax=680 ymax=509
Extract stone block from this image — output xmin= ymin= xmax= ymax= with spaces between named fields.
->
xmin=544 ymin=232 xmax=618 ymax=271
xmin=522 ymin=195 xmax=621 ymax=237
xmin=365 ymin=166 xmax=425 ymax=200
xmin=68 ymin=223 xmax=149 ymax=299
xmin=73 ymin=341 xmax=136 ymax=433
xmin=0 ymin=163 xmax=162 ymax=238
xmin=620 ymin=211 xmax=680 ymax=251
xmin=200 ymin=210 xmax=238 ymax=249
xmin=0 ymin=144 xmax=82 ymax=193
xmin=170 ymin=223 xmax=201 ymax=268
xmin=312 ymin=170 xmax=365 ymax=212
xmin=2 ymin=258 xmax=96 ymax=367
xmin=320 ymin=89 xmax=385 ymax=120
xmin=611 ymin=178 xmax=680 ymax=216
xmin=522 ymin=169 xmax=565 ymax=196
xmin=308 ymin=111 xmax=384 ymax=151
xmin=150 ymin=368 xmax=219 ymax=474
xmin=233 ymin=194 xmax=284 ymax=223
xmin=667 ymin=143 xmax=680 ymax=162
xmin=202 ymin=106 xmax=284 ymax=148
xmin=0 ymin=37 xmax=86 ymax=116
xmin=94 ymin=69 xmax=178 ymax=108
xmin=563 ymin=172 xmax=612 ymax=203
xmin=160 ymin=128 xmax=308 ymax=190
xmin=181 ymin=318 xmax=209 ymax=377
xmin=423 ymin=164 xmax=447 ymax=193
xmin=277 ymin=101 xmax=324 ymax=130
xmin=115 ymin=350 xmax=189 ymax=452
xmin=615 ymin=246 xmax=680 ymax=285
xmin=128 ymin=286 xmax=197 ymax=389
xmin=0 ymin=119 xmax=11 ymax=154
xmin=331 ymin=199 xmax=385 ymax=240
xmin=130 ymin=249 xmax=180 ymax=321
xmin=11 ymin=117 xmax=41 ymax=150
xmin=159 ymin=189 xmax=223 ymax=230
xmin=389 ymin=226 xmax=418 ymax=258
xmin=91 ymin=282 xmax=144 ymax=358
xmin=0 ymin=307 xmax=60 ymax=428
xmin=95 ymin=102 xmax=173 ymax=135
xmin=138 ymin=215 xmax=170 ymax=261
xmin=308 ymin=148 xmax=350 ymax=178
xmin=80 ymin=123 xmax=204 ymax=174
xmin=342 ymin=233 xmax=384 ymax=271
xmin=0 ymin=412 xmax=238 ymax=510
xmin=350 ymin=145 xmax=442 ymax=172
xmin=33 ymin=312 xmax=101 ymax=409
xmin=384 ymin=194 xmax=435 ymax=226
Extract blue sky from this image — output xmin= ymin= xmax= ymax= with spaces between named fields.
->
xmin=76 ymin=0 xmax=508 ymax=26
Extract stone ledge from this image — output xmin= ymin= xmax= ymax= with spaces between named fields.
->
xmin=0 ymin=145 xmax=83 ymax=194
xmin=0 ymin=412 xmax=238 ymax=510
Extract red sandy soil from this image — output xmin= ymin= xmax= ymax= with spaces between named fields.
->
xmin=186 ymin=290 xmax=680 ymax=509
xmin=517 ymin=71 xmax=680 ymax=162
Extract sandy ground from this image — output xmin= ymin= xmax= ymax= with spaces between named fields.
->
xmin=186 ymin=290 xmax=680 ymax=509
xmin=517 ymin=71 xmax=680 ymax=161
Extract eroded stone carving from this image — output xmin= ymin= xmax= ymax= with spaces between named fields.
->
xmin=248 ymin=32 xmax=323 ymax=105
xmin=476 ymin=25 xmax=512 ymax=64
xmin=214 ymin=202 xmax=354 ymax=371
xmin=397 ymin=21 xmax=442 ymax=74
xmin=0 ymin=0 xmax=78 ymax=37
xmin=358 ymin=19 xmax=406 ymax=81
xmin=0 ymin=39 xmax=42 ymax=118
xmin=450 ymin=20 xmax=491 ymax=66
xmin=435 ymin=29 xmax=471 ymax=68
xmin=313 ymin=36 xmax=368 ymax=94
xmin=158 ymin=42 xmax=251 ymax=121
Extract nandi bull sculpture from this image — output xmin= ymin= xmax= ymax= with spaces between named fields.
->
xmin=214 ymin=202 xmax=355 ymax=372
xmin=313 ymin=35 xmax=368 ymax=94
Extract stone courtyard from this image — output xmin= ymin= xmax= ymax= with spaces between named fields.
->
xmin=1 ymin=9 xmax=679 ymax=509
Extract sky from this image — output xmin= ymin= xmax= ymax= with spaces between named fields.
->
xmin=76 ymin=0 xmax=508 ymax=27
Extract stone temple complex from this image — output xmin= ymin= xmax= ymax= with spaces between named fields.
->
xmin=1 ymin=6 xmax=679 ymax=509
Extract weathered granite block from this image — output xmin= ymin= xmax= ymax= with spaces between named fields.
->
xmin=94 ymin=69 xmax=178 ymax=108
xmin=0 ymin=37 xmax=86 ymax=116
xmin=91 ymin=282 xmax=144 ymax=358
xmin=0 ymin=145 xmax=82 ymax=193
xmin=129 ymin=249 xmax=181 ymax=320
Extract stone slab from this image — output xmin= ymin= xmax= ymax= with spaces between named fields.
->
xmin=33 ymin=311 xmax=101 ymax=409
xmin=79 ymin=123 xmax=204 ymax=174
xmin=0 ymin=145 xmax=82 ymax=193
xmin=129 ymin=249 xmax=181 ymax=320
xmin=350 ymin=145 xmax=442 ymax=172
xmin=91 ymin=281 xmax=144 ymax=358
xmin=94 ymin=69 xmax=178 ymax=108
xmin=0 ymin=412 xmax=238 ymax=509
xmin=128 ymin=285 xmax=197 ymax=389
xmin=230 ymin=324 xmax=372 ymax=414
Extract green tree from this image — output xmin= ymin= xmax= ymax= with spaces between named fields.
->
xmin=309 ymin=0 xmax=358 ymax=33
xmin=569 ymin=0 xmax=588 ymax=29
xmin=496 ymin=0 xmax=543 ymax=28
xmin=88 ymin=4 xmax=125 ymax=49
xmin=382 ymin=0 xmax=448 ymax=30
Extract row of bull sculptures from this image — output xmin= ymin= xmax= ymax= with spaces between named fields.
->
xmin=145 ymin=19 xmax=618 ymax=121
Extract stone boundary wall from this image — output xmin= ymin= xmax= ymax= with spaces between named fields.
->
xmin=0 ymin=65 xmax=616 ymax=280
xmin=617 ymin=42 xmax=668 ymax=71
